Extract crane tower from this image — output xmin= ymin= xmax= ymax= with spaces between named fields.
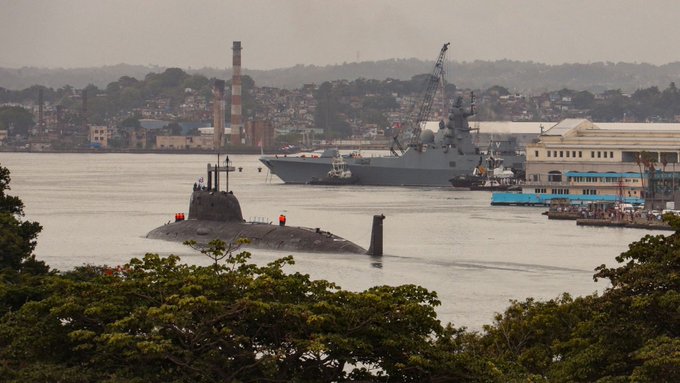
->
xmin=391 ymin=43 xmax=450 ymax=155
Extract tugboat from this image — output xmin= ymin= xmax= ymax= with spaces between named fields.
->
xmin=308 ymin=156 xmax=359 ymax=185
xmin=450 ymin=154 xmax=523 ymax=191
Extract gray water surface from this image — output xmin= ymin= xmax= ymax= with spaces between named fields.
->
xmin=1 ymin=153 xmax=654 ymax=329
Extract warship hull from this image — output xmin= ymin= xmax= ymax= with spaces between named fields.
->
xmin=261 ymin=92 xmax=525 ymax=187
xmin=261 ymin=150 xmax=524 ymax=187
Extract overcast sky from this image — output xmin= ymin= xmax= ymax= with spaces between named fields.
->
xmin=2 ymin=0 xmax=680 ymax=69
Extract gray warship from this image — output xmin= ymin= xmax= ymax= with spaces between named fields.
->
xmin=260 ymin=97 xmax=525 ymax=187
xmin=260 ymin=43 xmax=524 ymax=187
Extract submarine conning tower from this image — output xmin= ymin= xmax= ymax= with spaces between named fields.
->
xmin=188 ymin=160 xmax=244 ymax=222
xmin=188 ymin=190 xmax=244 ymax=222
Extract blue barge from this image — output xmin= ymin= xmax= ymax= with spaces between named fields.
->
xmin=491 ymin=192 xmax=644 ymax=206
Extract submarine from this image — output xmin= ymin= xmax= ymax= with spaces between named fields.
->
xmin=147 ymin=162 xmax=384 ymax=255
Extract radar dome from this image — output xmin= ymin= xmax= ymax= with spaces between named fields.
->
xmin=420 ymin=129 xmax=435 ymax=144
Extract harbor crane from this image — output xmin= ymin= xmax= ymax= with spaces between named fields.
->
xmin=410 ymin=42 xmax=449 ymax=147
xmin=391 ymin=43 xmax=450 ymax=155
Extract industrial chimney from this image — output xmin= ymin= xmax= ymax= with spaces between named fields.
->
xmin=38 ymin=88 xmax=44 ymax=134
xmin=82 ymin=89 xmax=88 ymax=132
xmin=230 ymin=41 xmax=243 ymax=145
xmin=212 ymin=79 xmax=225 ymax=149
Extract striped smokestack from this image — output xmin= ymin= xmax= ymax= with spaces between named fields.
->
xmin=212 ymin=80 xmax=225 ymax=149
xmin=230 ymin=41 xmax=243 ymax=145
xmin=38 ymin=88 xmax=44 ymax=132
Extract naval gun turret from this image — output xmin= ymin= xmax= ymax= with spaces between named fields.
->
xmin=147 ymin=162 xmax=384 ymax=255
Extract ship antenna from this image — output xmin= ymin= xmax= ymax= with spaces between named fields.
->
xmin=216 ymin=152 xmax=220 ymax=192
xmin=470 ymin=91 xmax=475 ymax=115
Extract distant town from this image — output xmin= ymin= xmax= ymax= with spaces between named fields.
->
xmin=2 ymin=65 xmax=680 ymax=153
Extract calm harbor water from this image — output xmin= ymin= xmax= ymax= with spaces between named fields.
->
xmin=1 ymin=153 xmax=656 ymax=329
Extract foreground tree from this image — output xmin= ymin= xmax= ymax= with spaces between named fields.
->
xmin=0 ymin=106 xmax=34 ymax=137
xmin=479 ymin=215 xmax=680 ymax=382
xmin=0 ymin=164 xmax=49 ymax=322
xmin=574 ymin=214 xmax=680 ymax=382
xmin=1 ymin=242 xmax=493 ymax=382
xmin=0 ymin=164 xmax=45 ymax=272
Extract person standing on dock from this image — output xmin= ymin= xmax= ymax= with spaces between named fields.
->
xmin=279 ymin=214 xmax=286 ymax=226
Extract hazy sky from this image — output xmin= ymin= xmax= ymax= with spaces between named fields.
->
xmin=2 ymin=0 xmax=680 ymax=69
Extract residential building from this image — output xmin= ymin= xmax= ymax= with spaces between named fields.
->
xmin=126 ymin=127 xmax=148 ymax=149
xmin=89 ymin=125 xmax=109 ymax=148
xmin=155 ymin=135 xmax=214 ymax=150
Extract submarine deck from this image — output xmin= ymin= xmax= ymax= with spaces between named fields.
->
xmin=147 ymin=219 xmax=367 ymax=254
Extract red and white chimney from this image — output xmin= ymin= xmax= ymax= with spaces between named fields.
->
xmin=230 ymin=41 xmax=243 ymax=145
xmin=212 ymin=79 xmax=225 ymax=149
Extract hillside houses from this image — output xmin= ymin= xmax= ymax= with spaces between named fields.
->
xmin=3 ymin=70 xmax=679 ymax=151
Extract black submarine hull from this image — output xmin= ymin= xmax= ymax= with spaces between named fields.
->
xmin=147 ymin=189 xmax=371 ymax=254
xmin=147 ymin=219 xmax=366 ymax=254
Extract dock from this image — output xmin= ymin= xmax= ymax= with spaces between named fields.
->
xmin=491 ymin=192 xmax=644 ymax=206
xmin=546 ymin=211 xmax=581 ymax=220
xmin=576 ymin=219 xmax=673 ymax=231
xmin=490 ymin=192 xmax=549 ymax=206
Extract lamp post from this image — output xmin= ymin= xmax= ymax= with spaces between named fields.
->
xmin=225 ymin=155 xmax=230 ymax=193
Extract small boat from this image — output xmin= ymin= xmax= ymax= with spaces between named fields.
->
xmin=450 ymin=154 xmax=522 ymax=191
xmin=449 ymin=174 xmax=483 ymax=188
xmin=308 ymin=156 xmax=359 ymax=185
xmin=469 ymin=179 xmax=516 ymax=191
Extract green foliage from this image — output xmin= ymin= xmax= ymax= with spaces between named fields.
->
xmin=0 ymin=164 xmax=49 ymax=323
xmin=0 ymin=164 xmax=46 ymax=273
xmin=630 ymin=336 xmax=680 ymax=382
xmin=484 ymin=85 xmax=511 ymax=97
xmin=180 ymin=74 xmax=209 ymax=91
xmin=99 ymin=70 xmax=214 ymax=120
xmin=1 ymin=240 xmax=484 ymax=382
xmin=572 ymin=90 xmax=595 ymax=109
xmin=120 ymin=116 xmax=142 ymax=129
xmin=478 ymin=293 xmax=596 ymax=380
xmin=184 ymin=238 xmax=250 ymax=267
xmin=314 ymin=81 xmax=352 ymax=137
xmin=0 ymin=213 xmax=42 ymax=271
xmin=160 ymin=122 xmax=183 ymax=136
xmin=0 ymin=105 xmax=34 ymax=136
xmin=478 ymin=217 xmax=680 ymax=382
xmin=0 ymin=165 xmax=24 ymax=216
xmin=544 ymin=227 xmax=680 ymax=381
xmin=314 ymin=79 xmax=399 ymax=137
xmin=145 ymin=68 xmax=189 ymax=90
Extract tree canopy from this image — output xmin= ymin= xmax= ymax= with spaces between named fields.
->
xmin=0 ymin=164 xmax=45 ymax=272
xmin=475 ymin=216 xmax=680 ymax=382
xmin=0 ymin=244 xmax=490 ymax=382
xmin=0 ymin=106 xmax=34 ymax=136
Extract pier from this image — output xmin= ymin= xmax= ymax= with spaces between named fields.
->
xmin=576 ymin=218 xmax=673 ymax=231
